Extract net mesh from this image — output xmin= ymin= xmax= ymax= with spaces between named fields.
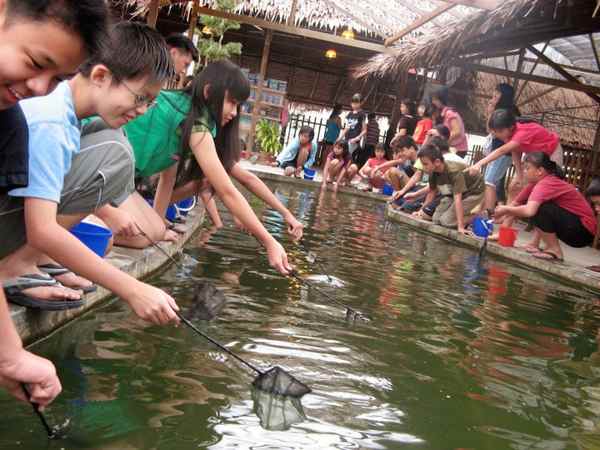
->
xmin=252 ymin=367 xmax=311 ymax=398
xmin=186 ymin=282 xmax=227 ymax=321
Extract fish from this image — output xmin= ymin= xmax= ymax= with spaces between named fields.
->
xmin=304 ymin=275 xmax=345 ymax=288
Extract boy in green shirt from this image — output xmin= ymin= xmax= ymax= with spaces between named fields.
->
xmin=416 ymin=142 xmax=485 ymax=233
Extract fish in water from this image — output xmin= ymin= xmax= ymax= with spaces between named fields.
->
xmin=185 ymin=282 xmax=228 ymax=321
xmin=304 ymin=275 xmax=345 ymax=288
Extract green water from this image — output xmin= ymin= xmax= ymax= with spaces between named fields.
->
xmin=2 ymin=182 xmax=600 ymax=450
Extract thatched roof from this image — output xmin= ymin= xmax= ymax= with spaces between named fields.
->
xmin=125 ymin=0 xmax=479 ymax=39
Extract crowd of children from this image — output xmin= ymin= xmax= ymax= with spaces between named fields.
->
xmin=2 ymin=0 xmax=599 ymax=413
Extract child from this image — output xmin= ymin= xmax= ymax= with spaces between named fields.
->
xmin=413 ymin=103 xmax=433 ymax=145
xmin=431 ymin=87 xmax=469 ymax=158
xmin=0 ymin=0 xmax=109 ymax=409
xmin=322 ymin=141 xmax=351 ymax=190
xmin=0 ymin=22 xmax=180 ymax=326
xmin=320 ymin=104 xmax=342 ymax=167
xmin=276 ymin=126 xmax=318 ymax=178
xmin=467 ymin=109 xmax=563 ymax=203
xmin=338 ymin=93 xmax=367 ymax=156
xmin=495 ymin=152 xmax=595 ymax=261
xmin=415 ymin=142 xmax=485 ymax=233
xmin=363 ymin=112 xmax=380 ymax=161
xmin=390 ymin=99 xmax=417 ymax=148
xmin=357 ymin=143 xmax=388 ymax=191
xmin=101 ymin=60 xmax=292 ymax=273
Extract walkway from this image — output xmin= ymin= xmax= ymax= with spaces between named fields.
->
xmin=242 ymin=160 xmax=600 ymax=292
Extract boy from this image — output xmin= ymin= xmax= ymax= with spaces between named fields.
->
xmin=0 ymin=0 xmax=109 ymax=408
xmin=338 ymin=93 xmax=367 ymax=156
xmin=165 ymin=34 xmax=198 ymax=88
xmin=415 ymin=143 xmax=485 ymax=233
xmin=0 ymin=22 xmax=180 ymax=325
xmin=276 ymin=126 xmax=318 ymax=177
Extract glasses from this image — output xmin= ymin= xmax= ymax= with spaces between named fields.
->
xmin=122 ymin=81 xmax=156 ymax=109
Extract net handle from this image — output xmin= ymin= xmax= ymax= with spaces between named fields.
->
xmin=177 ymin=312 xmax=263 ymax=375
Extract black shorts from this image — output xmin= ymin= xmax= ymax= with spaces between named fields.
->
xmin=532 ymin=202 xmax=594 ymax=248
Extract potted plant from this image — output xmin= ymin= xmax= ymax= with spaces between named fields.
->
xmin=255 ymin=119 xmax=282 ymax=164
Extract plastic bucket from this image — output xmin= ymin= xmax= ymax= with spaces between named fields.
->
xmin=382 ymin=184 xmax=394 ymax=196
xmin=146 ymin=199 xmax=178 ymax=221
xmin=472 ymin=216 xmax=494 ymax=238
xmin=303 ymin=168 xmax=316 ymax=180
xmin=498 ymin=226 xmax=518 ymax=247
xmin=70 ymin=222 xmax=113 ymax=257
xmin=176 ymin=197 xmax=196 ymax=216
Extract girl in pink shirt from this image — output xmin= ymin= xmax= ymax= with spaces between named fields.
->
xmin=431 ymin=87 xmax=469 ymax=157
xmin=322 ymin=141 xmax=351 ymax=190
xmin=495 ymin=152 xmax=595 ymax=262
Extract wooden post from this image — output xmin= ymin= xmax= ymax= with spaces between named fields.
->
xmin=188 ymin=0 xmax=200 ymax=39
xmin=248 ymin=30 xmax=273 ymax=152
xmin=147 ymin=0 xmax=160 ymax=29
xmin=287 ymin=0 xmax=298 ymax=26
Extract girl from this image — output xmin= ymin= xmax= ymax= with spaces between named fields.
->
xmin=480 ymin=84 xmax=522 ymax=216
xmin=320 ymin=104 xmax=342 ymax=167
xmin=390 ymin=99 xmax=417 ymax=147
xmin=358 ymin=143 xmax=388 ymax=191
xmin=467 ymin=110 xmax=563 ymax=200
xmin=495 ymin=152 xmax=596 ymax=262
xmin=99 ymin=60 xmax=292 ymax=274
xmin=430 ymin=87 xmax=468 ymax=158
xmin=413 ymin=103 xmax=433 ymax=145
xmin=322 ymin=141 xmax=351 ymax=190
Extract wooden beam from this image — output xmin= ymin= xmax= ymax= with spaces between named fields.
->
xmin=591 ymin=34 xmax=600 ymax=72
xmin=384 ymin=4 xmax=456 ymax=47
xmin=513 ymin=48 xmax=526 ymax=93
xmin=248 ymin=30 xmax=273 ymax=152
xmin=309 ymin=73 xmax=320 ymax=100
xmin=440 ymin=0 xmax=501 ymax=10
xmin=518 ymin=86 xmax=560 ymax=107
xmin=527 ymin=45 xmax=600 ymax=105
xmin=516 ymin=42 xmax=549 ymax=101
xmin=287 ymin=0 xmax=298 ymax=26
xmin=187 ymin=0 xmax=200 ymax=39
xmin=460 ymin=62 xmax=600 ymax=96
xmin=195 ymin=6 xmax=391 ymax=54
xmin=147 ymin=0 xmax=159 ymax=28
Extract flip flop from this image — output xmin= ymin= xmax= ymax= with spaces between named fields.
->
xmin=521 ymin=245 xmax=541 ymax=254
xmin=38 ymin=264 xmax=97 ymax=294
xmin=531 ymin=251 xmax=563 ymax=262
xmin=3 ymin=274 xmax=85 ymax=311
xmin=586 ymin=265 xmax=600 ymax=273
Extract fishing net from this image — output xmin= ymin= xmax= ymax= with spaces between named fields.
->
xmin=252 ymin=367 xmax=311 ymax=398
xmin=185 ymin=282 xmax=228 ymax=321
xmin=252 ymin=388 xmax=306 ymax=431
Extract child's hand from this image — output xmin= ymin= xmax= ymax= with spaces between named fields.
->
xmin=465 ymin=165 xmax=481 ymax=177
xmin=286 ymin=216 xmax=304 ymax=241
xmin=457 ymin=227 xmax=469 ymax=235
xmin=265 ymin=239 xmax=292 ymax=275
xmin=125 ymin=282 xmax=180 ymax=326
xmin=163 ymin=229 xmax=179 ymax=242
xmin=105 ymin=209 xmax=139 ymax=237
xmin=0 ymin=349 xmax=62 ymax=409
xmin=404 ymin=192 xmax=418 ymax=201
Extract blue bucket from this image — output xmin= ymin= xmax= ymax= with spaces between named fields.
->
xmin=70 ymin=222 xmax=113 ymax=257
xmin=382 ymin=183 xmax=394 ymax=196
xmin=303 ymin=168 xmax=316 ymax=180
xmin=176 ymin=197 xmax=196 ymax=216
xmin=146 ymin=199 xmax=178 ymax=221
xmin=472 ymin=216 xmax=494 ymax=238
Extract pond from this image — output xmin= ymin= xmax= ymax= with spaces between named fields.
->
xmin=1 ymin=181 xmax=600 ymax=450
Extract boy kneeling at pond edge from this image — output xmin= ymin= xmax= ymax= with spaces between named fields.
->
xmin=0 ymin=22 xmax=181 ymax=325
xmin=276 ymin=125 xmax=318 ymax=178
xmin=415 ymin=141 xmax=485 ymax=234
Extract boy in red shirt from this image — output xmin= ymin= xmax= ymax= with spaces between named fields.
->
xmin=357 ymin=143 xmax=388 ymax=190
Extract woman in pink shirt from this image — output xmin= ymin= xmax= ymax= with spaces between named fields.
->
xmin=494 ymin=152 xmax=596 ymax=261
xmin=431 ymin=87 xmax=468 ymax=157
xmin=467 ymin=110 xmax=563 ymax=197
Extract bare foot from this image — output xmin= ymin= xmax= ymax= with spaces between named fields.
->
xmin=53 ymin=271 xmax=94 ymax=291
xmin=22 ymin=285 xmax=82 ymax=302
xmin=521 ymin=243 xmax=541 ymax=253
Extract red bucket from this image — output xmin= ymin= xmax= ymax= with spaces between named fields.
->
xmin=498 ymin=226 xmax=518 ymax=247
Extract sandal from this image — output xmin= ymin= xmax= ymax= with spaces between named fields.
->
xmin=531 ymin=251 xmax=563 ymax=262
xmin=3 ymin=274 xmax=85 ymax=311
xmin=38 ymin=264 xmax=97 ymax=294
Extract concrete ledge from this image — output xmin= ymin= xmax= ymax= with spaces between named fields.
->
xmin=11 ymin=207 xmax=205 ymax=344
xmin=385 ymin=207 xmax=600 ymax=293
xmin=242 ymin=161 xmax=389 ymax=203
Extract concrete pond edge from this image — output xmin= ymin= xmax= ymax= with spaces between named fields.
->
xmin=12 ymin=207 xmax=206 ymax=344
